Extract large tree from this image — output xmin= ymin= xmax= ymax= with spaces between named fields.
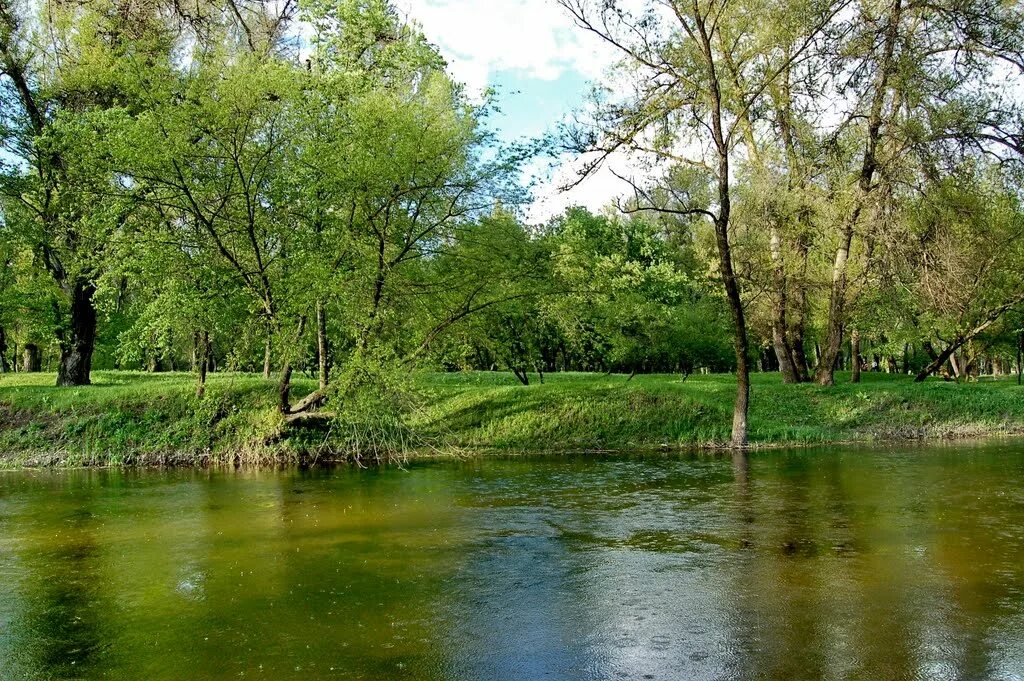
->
xmin=558 ymin=0 xmax=846 ymax=445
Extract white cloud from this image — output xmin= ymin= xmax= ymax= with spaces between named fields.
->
xmin=525 ymin=150 xmax=661 ymax=223
xmin=396 ymin=0 xmax=647 ymax=222
xmin=398 ymin=0 xmax=614 ymax=95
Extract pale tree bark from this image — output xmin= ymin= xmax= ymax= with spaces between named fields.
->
xmin=22 ymin=343 xmax=42 ymax=372
xmin=768 ymin=56 xmax=809 ymax=384
xmin=555 ymin=0 xmax=844 ymax=444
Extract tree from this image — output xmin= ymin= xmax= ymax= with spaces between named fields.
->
xmin=813 ymin=0 xmax=1024 ymax=384
xmin=0 ymin=0 xmax=186 ymax=385
xmin=558 ymin=0 xmax=845 ymax=445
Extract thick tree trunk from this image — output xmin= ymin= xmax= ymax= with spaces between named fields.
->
xmin=923 ymin=341 xmax=953 ymax=380
xmin=769 ymin=229 xmax=800 ymax=384
xmin=817 ymin=223 xmax=854 ymax=385
xmin=965 ymin=342 xmax=980 ymax=380
xmin=850 ymin=329 xmax=861 ymax=383
xmin=715 ymin=209 xmax=750 ymax=447
xmin=22 ymin=343 xmax=42 ymax=372
xmin=917 ymin=341 xmax=963 ymax=382
xmin=773 ymin=65 xmax=811 ymax=384
xmin=512 ymin=367 xmax=529 ymax=386
xmin=0 ymin=326 xmax=9 ymax=373
xmin=278 ymin=316 xmax=307 ymax=414
xmin=316 ymin=299 xmax=329 ymax=390
xmin=790 ymin=333 xmax=809 ymax=383
xmin=55 ymin=280 xmax=96 ymax=387
xmin=196 ymin=331 xmax=211 ymax=398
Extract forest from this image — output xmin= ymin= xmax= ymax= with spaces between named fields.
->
xmin=2 ymin=0 xmax=1024 ymax=455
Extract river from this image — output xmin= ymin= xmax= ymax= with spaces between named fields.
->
xmin=2 ymin=443 xmax=1023 ymax=680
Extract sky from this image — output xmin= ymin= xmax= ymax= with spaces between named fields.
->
xmin=397 ymin=0 xmax=625 ymax=222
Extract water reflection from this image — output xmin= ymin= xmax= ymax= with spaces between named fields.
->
xmin=0 ymin=444 xmax=1022 ymax=680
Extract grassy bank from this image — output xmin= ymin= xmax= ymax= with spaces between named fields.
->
xmin=2 ymin=370 xmax=1024 ymax=467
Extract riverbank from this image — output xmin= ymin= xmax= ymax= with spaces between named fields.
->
xmin=2 ymin=370 xmax=1023 ymax=467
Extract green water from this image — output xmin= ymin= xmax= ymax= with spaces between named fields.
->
xmin=1 ymin=444 xmax=1023 ymax=680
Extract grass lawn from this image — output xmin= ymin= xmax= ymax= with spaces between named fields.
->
xmin=2 ymin=369 xmax=1023 ymax=467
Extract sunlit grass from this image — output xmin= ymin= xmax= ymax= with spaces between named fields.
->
xmin=2 ymin=369 xmax=1023 ymax=467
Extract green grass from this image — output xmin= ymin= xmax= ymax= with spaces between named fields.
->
xmin=2 ymin=369 xmax=1024 ymax=467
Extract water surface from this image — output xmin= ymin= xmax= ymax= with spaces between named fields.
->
xmin=2 ymin=443 xmax=1023 ymax=680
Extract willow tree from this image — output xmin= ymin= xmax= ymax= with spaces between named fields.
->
xmin=279 ymin=0 xmax=526 ymax=415
xmin=559 ymin=0 xmax=846 ymax=446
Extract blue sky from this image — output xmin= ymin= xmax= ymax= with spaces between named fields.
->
xmin=400 ymin=0 xmax=623 ymax=219
xmin=486 ymin=69 xmax=591 ymax=143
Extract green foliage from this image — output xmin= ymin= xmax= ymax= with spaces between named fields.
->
xmin=3 ymin=0 xmax=1024 ymax=460
xmin=325 ymin=354 xmax=424 ymax=464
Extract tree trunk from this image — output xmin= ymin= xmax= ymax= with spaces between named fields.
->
xmin=196 ymin=331 xmax=211 ymax=398
xmin=55 ymin=280 xmax=97 ymax=386
xmin=949 ymin=351 xmax=961 ymax=379
xmin=278 ymin=316 xmax=307 ymax=414
xmin=850 ymin=329 xmax=861 ymax=383
xmin=512 ymin=367 xmax=529 ymax=386
xmin=316 ymin=299 xmax=329 ymax=390
xmin=791 ymin=332 xmax=810 ymax=383
xmin=817 ymin=224 xmax=853 ymax=385
xmin=769 ymin=227 xmax=800 ymax=384
xmin=0 ymin=326 xmax=9 ymax=373
xmin=917 ymin=341 xmax=963 ymax=382
xmin=966 ymin=342 xmax=980 ymax=380
xmin=715 ymin=207 xmax=750 ymax=447
xmin=817 ymin=0 xmax=902 ymax=386
xmin=22 ymin=343 xmax=42 ymax=372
